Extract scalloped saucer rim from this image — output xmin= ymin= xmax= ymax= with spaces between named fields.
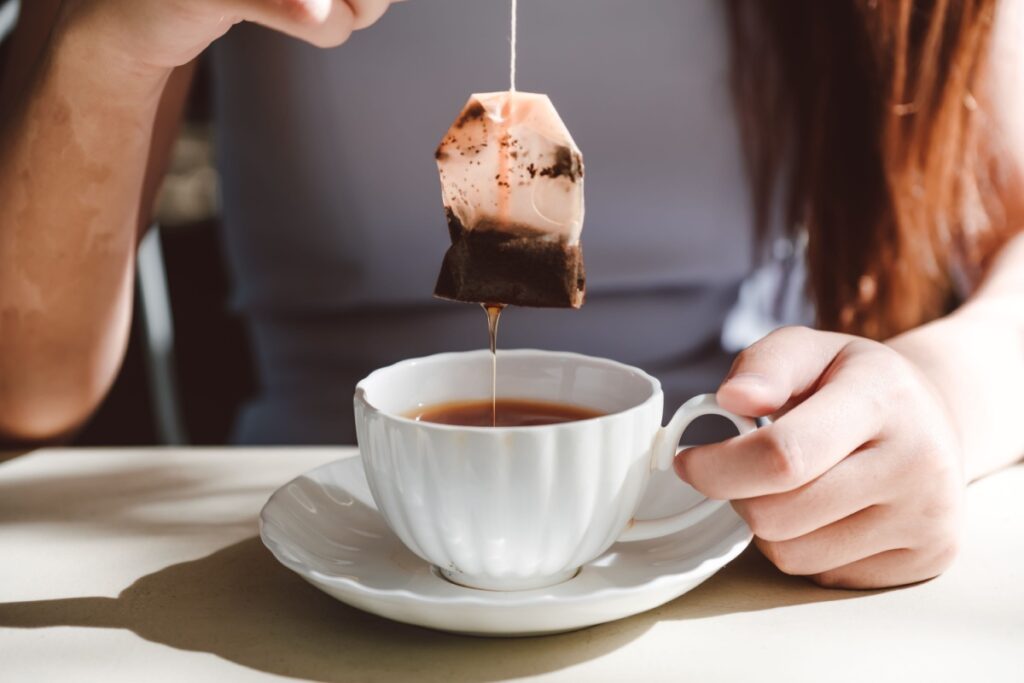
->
xmin=259 ymin=454 xmax=752 ymax=636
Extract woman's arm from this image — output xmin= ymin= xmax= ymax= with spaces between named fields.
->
xmin=0 ymin=0 xmax=401 ymax=443
xmin=888 ymin=232 xmax=1024 ymax=481
xmin=0 ymin=5 xmax=190 ymax=442
xmin=889 ymin=0 xmax=1024 ymax=481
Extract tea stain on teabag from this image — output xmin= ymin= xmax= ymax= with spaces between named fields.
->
xmin=433 ymin=92 xmax=586 ymax=308
xmin=434 ymin=0 xmax=586 ymax=426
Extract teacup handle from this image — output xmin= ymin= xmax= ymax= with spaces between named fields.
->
xmin=618 ymin=393 xmax=758 ymax=542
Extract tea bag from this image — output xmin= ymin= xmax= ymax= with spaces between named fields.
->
xmin=434 ymin=91 xmax=586 ymax=308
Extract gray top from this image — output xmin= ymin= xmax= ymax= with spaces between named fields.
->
xmin=212 ymin=0 xmax=772 ymax=444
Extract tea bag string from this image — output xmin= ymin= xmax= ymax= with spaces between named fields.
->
xmin=509 ymin=0 xmax=518 ymax=91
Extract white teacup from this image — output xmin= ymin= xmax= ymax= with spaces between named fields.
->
xmin=354 ymin=349 xmax=756 ymax=591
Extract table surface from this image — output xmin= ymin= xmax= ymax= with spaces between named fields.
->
xmin=1 ymin=447 xmax=1021 ymax=683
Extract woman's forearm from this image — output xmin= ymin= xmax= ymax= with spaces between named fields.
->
xmin=0 ymin=21 xmax=170 ymax=441
xmin=888 ymin=233 xmax=1024 ymax=481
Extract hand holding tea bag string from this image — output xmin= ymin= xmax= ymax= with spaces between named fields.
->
xmin=56 ymin=0 xmax=404 ymax=70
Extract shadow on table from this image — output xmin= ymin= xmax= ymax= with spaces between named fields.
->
xmin=0 ymin=462 xmax=264 ymax=536
xmin=0 ymin=450 xmax=31 ymax=465
xmin=0 ymin=535 xmax=862 ymax=682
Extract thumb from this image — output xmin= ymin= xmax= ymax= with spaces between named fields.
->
xmin=717 ymin=326 xmax=853 ymax=418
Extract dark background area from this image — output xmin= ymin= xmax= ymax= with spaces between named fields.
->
xmin=74 ymin=219 xmax=255 ymax=446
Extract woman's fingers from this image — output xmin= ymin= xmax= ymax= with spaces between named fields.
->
xmin=677 ymin=359 xmax=886 ymax=499
xmin=730 ymin=446 xmax=890 ymax=542
xmin=682 ymin=326 xmax=967 ymax=589
xmin=344 ymin=0 xmax=394 ymax=29
xmin=812 ymin=544 xmax=958 ymax=590
xmin=233 ymin=0 xmax=353 ymax=46
xmin=235 ymin=0 xmax=394 ymax=48
xmin=755 ymin=505 xmax=904 ymax=577
xmin=269 ymin=0 xmax=334 ymax=23
xmin=715 ymin=326 xmax=854 ymax=418
xmin=678 ymin=332 xmax=907 ymax=500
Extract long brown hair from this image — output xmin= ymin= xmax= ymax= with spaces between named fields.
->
xmin=728 ymin=0 xmax=1019 ymax=339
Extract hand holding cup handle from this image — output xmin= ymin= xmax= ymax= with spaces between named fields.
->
xmin=617 ymin=394 xmax=758 ymax=542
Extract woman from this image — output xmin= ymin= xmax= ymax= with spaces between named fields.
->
xmin=0 ymin=0 xmax=1021 ymax=590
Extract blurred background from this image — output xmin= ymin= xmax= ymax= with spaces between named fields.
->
xmin=2 ymin=1 xmax=745 ymax=448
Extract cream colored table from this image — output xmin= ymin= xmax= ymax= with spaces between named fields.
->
xmin=1 ymin=447 xmax=1021 ymax=683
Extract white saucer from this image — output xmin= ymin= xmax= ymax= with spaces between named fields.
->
xmin=259 ymin=454 xmax=752 ymax=637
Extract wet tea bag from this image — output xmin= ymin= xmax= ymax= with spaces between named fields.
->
xmin=433 ymin=91 xmax=586 ymax=308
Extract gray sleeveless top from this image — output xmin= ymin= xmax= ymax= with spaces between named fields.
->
xmin=212 ymin=0 xmax=790 ymax=445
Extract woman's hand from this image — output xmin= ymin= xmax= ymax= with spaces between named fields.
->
xmin=676 ymin=326 xmax=965 ymax=589
xmin=59 ymin=0 xmax=403 ymax=73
